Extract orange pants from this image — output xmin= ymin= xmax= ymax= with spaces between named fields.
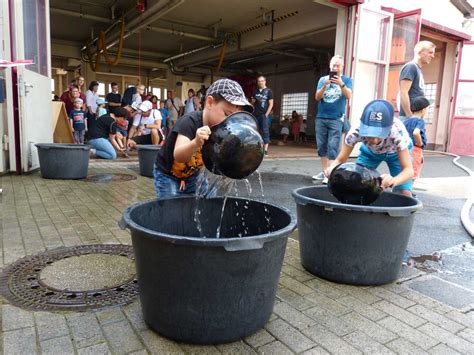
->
xmin=412 ymin=145 xmax=424 ymax=179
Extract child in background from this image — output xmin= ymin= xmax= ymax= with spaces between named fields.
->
xmin=159 ymin=100 xmax=170 ymax=135
xmin=68 ymin=98 xmax=88 ymax=144
xmin=325 ymin=99 xmax=414 ymax=195
xmin=402 ymin=96 xmax=430 ymax=181
xmin=300 ymin=119 xmax=307 ymax=143
xmin=279 ymin=118 xmax=290 ymax=144
xmin=96 ymin=98 xmax=108 ymax=117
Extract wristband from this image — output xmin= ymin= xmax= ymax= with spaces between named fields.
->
xmin=341 ymin=83 xmax=346 ymax=88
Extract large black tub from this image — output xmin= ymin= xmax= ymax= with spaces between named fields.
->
xmin=121 ymin=197 xmax=296 ymax=344
xmin=137 ymin=145 xmax=161 ymax=177
xmin=36 ymin=143 xmax=90 ymax=179
xmin=292 ymin=186 xmax=422 ymax=285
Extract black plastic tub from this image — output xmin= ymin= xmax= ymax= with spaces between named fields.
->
xmin=292 ymin=186 xmax=422 ymax=285
xmin=137 ymin=145 xmax=161 ymax=177
xmin=121 ymin=196 xmax=296 ymax=344
xmin=36 ymin=143 xmax=90 ymax=179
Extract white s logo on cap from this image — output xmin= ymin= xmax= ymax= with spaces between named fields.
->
xmin=369 ymin=112 xmax=383 ymax=121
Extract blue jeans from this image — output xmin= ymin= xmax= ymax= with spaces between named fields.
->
xmin=255 ymin=113 xmax=270 ymax=144
xmin=316 ymin=118 xmax=343 ymax=160
xmin=357 ymin=144 xmax=413 ymax=191
xmin=153 ymin=167 xmax=209 ymax=199
xmin=88 ymin=138 xmax=117 ymax=159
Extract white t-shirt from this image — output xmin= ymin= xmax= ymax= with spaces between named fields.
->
xmin=133 ymin=109 xmax=162 ymax=135
xmin=85 ymin=90 xmax=99 ymax=113
xmin=166 ymin=97 xmax=183 ymax=122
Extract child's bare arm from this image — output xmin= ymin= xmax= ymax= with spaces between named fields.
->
xmin=174 ymin=127 xmax=211 ymax=163
xmin=382 ymin=148 xmax=414 ymax=188
xmin=412 ymin=128 xmax=422 ymax=146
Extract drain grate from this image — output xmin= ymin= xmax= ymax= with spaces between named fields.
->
xmin=0 ymin=244 xmax=139 ymax=312
xmin=84 ymin=173 xmax=137 ymax=183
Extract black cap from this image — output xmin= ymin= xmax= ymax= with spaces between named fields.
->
xmin=410 ymin=97 xmax=430 ymax=113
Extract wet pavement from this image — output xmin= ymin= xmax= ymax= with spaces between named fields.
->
xmin=1 ymin=149 xmax=473 ymax=354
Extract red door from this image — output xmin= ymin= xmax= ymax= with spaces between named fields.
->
xmin=448 ymin=41 xmax=474 ymax=155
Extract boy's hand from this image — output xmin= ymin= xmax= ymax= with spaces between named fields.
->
xmin=324 ymin=163 xmax=338 ymax=178
xmin=380 ymin=174 xmax=395 ymax=189
xmin=194 ymin=126 xmax=211 ymax=147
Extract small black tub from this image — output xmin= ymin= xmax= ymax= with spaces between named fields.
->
xmin=36 ymin=143 xmax=89 ymax=179
xmin=121 ymin=196 xmax=296 ymax=344
xmin=137 ymin=145 xmax=161 ymax=177
xmin=292 ymin=186 xmax=422 ymax=285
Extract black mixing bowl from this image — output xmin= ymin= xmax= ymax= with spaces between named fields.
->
xmin=328 ymin=162 xmax=383 ymax=205
xmin=202 ymin=111 xmax=264 ymax=179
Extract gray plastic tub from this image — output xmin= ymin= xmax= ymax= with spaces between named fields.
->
xmin=137 ymin=145 xmax=161 ymax=177
xmin=36 ymin=143 xmax=90 ymax=179
xmin=292 ymin=186 xmax=422 ymax=285
xmin=121 ymin=196 xmax=296 ymax=344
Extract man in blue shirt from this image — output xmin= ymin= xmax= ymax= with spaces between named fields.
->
xmin=399 ymin=41 xmax=435 ymax=117
xmin=313 ymin=55 xmax=352 ymax=183
xmin=252 ymin=76 xmax=273 ymax=156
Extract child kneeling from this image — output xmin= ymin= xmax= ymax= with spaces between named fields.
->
xmin=326 ymin=99 xmax=414 ymax=196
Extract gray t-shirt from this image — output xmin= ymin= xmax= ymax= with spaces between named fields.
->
xmin=399 ymin=61 xmax=425 ymax=116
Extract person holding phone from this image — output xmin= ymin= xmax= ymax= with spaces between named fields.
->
xmin=313 ymin=55 xmax=353 ymax=183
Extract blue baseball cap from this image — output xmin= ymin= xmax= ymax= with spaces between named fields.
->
xmin=96 ymin=97 xmax=107 ymax=105
xmin=359 ymin=99 xmax=394 ymax=138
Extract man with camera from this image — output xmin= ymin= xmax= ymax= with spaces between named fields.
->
xmin=313 ymin=55 xmax=353 ymax=183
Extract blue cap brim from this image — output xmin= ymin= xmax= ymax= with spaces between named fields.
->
xmin=359 ymin=123 xmax=391 ymax=139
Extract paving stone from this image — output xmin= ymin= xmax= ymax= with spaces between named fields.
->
xmin=302 ymin=323 xmax=362 ymax=354
xmin=123 ymin=302 xmax=148 ymax=331
xmin=40 ymin=335 xmax=75 ymax=355
xmin=336 ymin=295 xmax=387 ymax=321
xmin=102 ymin=320 xmax=144 ymax=353
xmin=34 ymin=312 xmax=69 ymax=340
xmin=279 ymin=275 xmax=315 ymax=296
xmin=2 ymin=304 xmax=34 ymax=331
xmin=77 ymin=342 xmax=111 ymax=355
xmin=400 ymin=290 xmax=454 ymax=314
xmin=385 ymin=338 xmax=429 ymax=355
xmin=216 ymin=340 xmax=257 ymax=354
xmin=281 ymin=263 xmax=315 ymax=283
xmin=372 ymin=300 xmax=426 ymax=327
xmin=258 ymin=340 xmax=293 ymax=355
xmin=331 ymin=284 xmax=380 ymax=304
xmin=303 ymin=278 xmax=348 ymax=299
xmin=3 ymin=327 xmax=38 ymax=354
xmin=341 ymin=312 xmax=398 ymax=344
xmin=417 ymin=322 xmax=474 ymax=353
xmin=272 ymin=301 xmax=316 ymax=330
xmin=406 ymin=277 xmax=474 ymax=309
xmin=301 ymin=346 xmax=330 ymax=355
xmin=445 ymin=310 xmax=474 ymax=329
xmin=367 ymin=287 xmax=416 ymax=309
xmin=303 ymin=306 xmax=356 ymax=337
xmin=139 ymin=329 xmax=183 ymax=354
xmin=95 ymin=307 xmax=127 ymax=325
xmin=429 ymin=343 xmax=462 ymax=354
xmin=377 ymin=316 xmax=439 ymax=350
xmin=276 ymin=287 xmax=315 ymax=311
xmin=68 ymin=313 xmax=106 ymax=349
xmin=407 ymin=304 xmax=465 ymax=333
xmin=244 ymin=329 xmax=275 ymax=348
xmin=342 ymin=331 xmax=395 ymax=354
xmin=457 ymin=327 xmax=474 ymax=343
xmin=304 ymin=292 xmax=350 ymax=316
xmin=265 ymin=318 xmax=316 ymax=353
xmin=179 ymin=343 xmax=221 ymax=354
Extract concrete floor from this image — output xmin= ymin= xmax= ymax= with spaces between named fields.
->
xmin=1 ymin=148 xmax=473 ymax=354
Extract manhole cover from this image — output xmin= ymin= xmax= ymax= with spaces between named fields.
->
xmin=84 ymin=173 xmax=137 ymax=182
xmin=0 ymin=244 xmax=139 ymax=311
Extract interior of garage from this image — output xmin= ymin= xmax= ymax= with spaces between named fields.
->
xmin=50 ymin=0 xmax=341 ymax=140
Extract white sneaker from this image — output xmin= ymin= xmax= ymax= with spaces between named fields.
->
xmin=89 ymin=148 xmax=97 ymax=158
xmin=312 ymin=172 xmax=325 ymax=180
xmin=322 ymin=177 xmax=328 ymax=184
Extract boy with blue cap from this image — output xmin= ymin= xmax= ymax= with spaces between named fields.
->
xmin=325 ymin=99 xmax=414 ymax=196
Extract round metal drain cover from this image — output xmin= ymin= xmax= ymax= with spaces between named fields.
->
xmin=84 ymin=173 xmax=137 ymax=182
xmin=0 ymin=244 xmax=138 ymax=312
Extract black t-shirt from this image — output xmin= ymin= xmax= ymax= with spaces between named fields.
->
xmin=252 ymin=87 xmax=273 ymax=116
xmin=106 ymin=92 xmax=122 ymax=114
xmin=88 ymin=114 xmax=117 ymax=139
xmin=155 ymin=111 xmax=204 ymax=179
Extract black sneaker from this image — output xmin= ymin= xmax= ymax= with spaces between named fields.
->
xmin=264 ymin=150 xmax=268 ymax=156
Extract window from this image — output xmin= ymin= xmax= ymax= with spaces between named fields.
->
xmin=281 ymin=93 xmax=308 ymax=119
xmin=424 ymin=83 xmax=437 ymax=124
xmin=152 ymin=87 xmax=161 ymax=99
xmin=98 ymin=82 xmax=106 ymax=96
xmin=22 ymin=0 xmax=48 ymax=76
